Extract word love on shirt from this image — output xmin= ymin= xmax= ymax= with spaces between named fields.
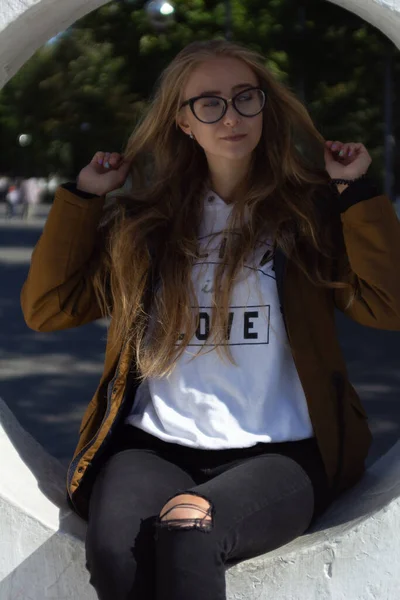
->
xmin=177 ymin=305 xmax=271 ymax=346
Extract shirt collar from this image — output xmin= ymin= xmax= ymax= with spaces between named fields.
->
xmin=203 ymin=189 xmax=231 ymax=208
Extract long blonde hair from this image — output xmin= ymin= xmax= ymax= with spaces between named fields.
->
xmin=93 ymin=39 xmax=351 ymax=380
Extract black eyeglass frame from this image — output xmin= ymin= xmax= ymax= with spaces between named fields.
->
xmin=179 ymin=86 xmax=266 ymax=124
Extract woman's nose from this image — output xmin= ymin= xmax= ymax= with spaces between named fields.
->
xmin=222 ymin=101 xmax=241 ymax=126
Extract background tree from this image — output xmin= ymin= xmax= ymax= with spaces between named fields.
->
xmin=0 ymin=0 xmax=398 ymax=194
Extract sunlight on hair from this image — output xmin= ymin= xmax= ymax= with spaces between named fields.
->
xmin=91 ymin=39 xmax=354 ymax=381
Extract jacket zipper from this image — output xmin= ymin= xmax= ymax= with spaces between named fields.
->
xmin=66 ymin=349 xmax=124 ymax=491
xmin=67 ymin=257 xmax=156 ymax=509
xmin=274 ymin=245 xmax=346 ymax=496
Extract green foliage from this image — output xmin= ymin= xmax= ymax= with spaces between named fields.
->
xmin=0 ymin=0 xmax=398 ymax=191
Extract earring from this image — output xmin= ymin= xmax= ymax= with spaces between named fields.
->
xmin=189 ymin=132 xmax=194 ymax=139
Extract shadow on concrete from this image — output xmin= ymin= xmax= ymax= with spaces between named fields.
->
xmin=0 ymin=219 xmax=106 ymax=465
xmin=335 ymin=310 xmax=400 ymax=466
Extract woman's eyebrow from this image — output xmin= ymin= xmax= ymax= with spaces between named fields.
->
xmin=197 ymin=83 xmax=255 ymax=95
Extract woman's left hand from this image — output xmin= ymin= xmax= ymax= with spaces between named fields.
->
xmin=324 ymin=140 xmax=372 ymax=180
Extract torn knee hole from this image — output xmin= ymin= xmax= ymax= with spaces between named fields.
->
xmin=158 ymin=496 xmax=213 ymax=531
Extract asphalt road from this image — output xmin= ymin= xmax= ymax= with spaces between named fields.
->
xmin=1 ymin=202 xmax=399 ymax=468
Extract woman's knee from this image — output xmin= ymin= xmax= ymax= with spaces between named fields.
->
xmin=85 ymin=514 xmax=157 ymax=598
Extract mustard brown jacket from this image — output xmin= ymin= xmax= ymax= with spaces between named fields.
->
xmin=20 ymin=178 xmax=400 ymax=520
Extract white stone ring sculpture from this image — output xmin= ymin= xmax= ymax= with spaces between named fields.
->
xmin=1 ymin=1 xmax=400 ymax=598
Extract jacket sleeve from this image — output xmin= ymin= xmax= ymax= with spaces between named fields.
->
xmin=21 ymin=183 xmax=109 ymax=332
xmin=333 ymin=178 xmax=400 ymax=330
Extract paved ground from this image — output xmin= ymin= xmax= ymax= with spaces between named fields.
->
xmin=1 ymin=202 xmax=400 ymax=468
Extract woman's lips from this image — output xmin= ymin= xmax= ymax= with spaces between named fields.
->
xmin=221 ymin=134 xmax=247 ymax=142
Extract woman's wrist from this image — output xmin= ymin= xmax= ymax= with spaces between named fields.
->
xmin=330 ymin=173 xmax=367 ymax=195
xmin=335 ymin=183 xmax=350 ymax=195
xmin=76 ymin=179 xmax=102 ymax=198
xmin=331 ymin=175 xmax=380 ymax=213
xmin=62 ymin=181 xmax=101 ymax=199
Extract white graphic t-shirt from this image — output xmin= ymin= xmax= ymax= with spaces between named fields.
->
xmin=124 ymin=190 xmax=314 ymax=448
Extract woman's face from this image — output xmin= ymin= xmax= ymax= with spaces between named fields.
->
xmin=177 ymin=57 xmax=264 ymax=162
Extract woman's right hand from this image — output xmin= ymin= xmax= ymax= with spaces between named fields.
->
xmin=76 ymin=151 xmax=132 ymax=197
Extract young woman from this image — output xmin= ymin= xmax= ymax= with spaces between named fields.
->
xmin=21 ymin=40 xmax=400 ymax=600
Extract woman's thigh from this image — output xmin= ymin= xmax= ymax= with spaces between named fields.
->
xmin=85 ymin=448 xmax=197 ymax=598
xmin=183 ymin=453 xmax=314 ymax=566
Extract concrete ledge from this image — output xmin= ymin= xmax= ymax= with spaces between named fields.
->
xmin=226 ymin=440 xmax=400 ymax=599
xmin=0 ymin=397 xmax=96 ymax=600
xmin=1 ymin=396 xmax=400 ymax=599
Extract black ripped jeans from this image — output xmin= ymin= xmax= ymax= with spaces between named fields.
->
xmin=85 ymin=424 xmax=331 ymax=600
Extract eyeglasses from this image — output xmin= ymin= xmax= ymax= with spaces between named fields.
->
xmin=179 ymin=87 xmax=266 ymax=124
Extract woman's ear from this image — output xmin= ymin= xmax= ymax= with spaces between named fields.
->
xmin=176 ymin=116 xmax=191 ymax=137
